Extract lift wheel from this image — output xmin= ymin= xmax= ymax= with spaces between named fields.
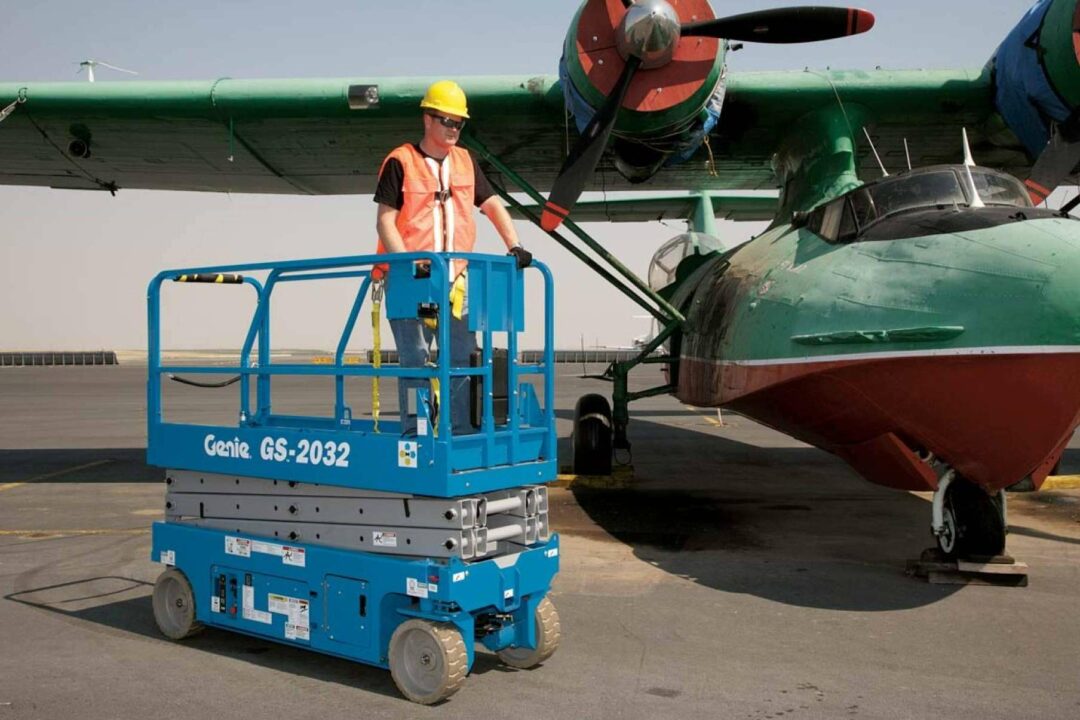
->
xmin=389 ymin=619 xmax=469 ymax=705
xmin=497 ymin=596 xmax=562 ymax=669
xmin=152 ymin=568 xmax=205 ymax=640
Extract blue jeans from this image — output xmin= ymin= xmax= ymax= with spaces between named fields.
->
xmin=389 ymin=316 xmax=477 ymax=435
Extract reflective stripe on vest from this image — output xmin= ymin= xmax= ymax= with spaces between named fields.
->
xmin=375 ymin=144 xmax=476 ymax=280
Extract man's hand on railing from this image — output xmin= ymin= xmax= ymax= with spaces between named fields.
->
xmin=509 ymin=245 xmax=533 ymax=269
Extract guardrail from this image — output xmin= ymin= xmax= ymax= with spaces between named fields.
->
xmin=146 ymin=251 xmax=557 ymax=497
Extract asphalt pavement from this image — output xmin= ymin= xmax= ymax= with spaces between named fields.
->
xmin=1 ymin=364 xmax=1078 ymax=720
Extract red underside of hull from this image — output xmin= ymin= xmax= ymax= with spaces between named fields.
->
xmin=679 ymin=352 xmax=1080 ymax=492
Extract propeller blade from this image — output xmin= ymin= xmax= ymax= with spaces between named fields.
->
xmin=682 ymin=6 xmax=875 ymax=43
xmin=95 ymin=61 xmax=138 ymax=75
xmin=1025 ymin=119 xmax=1080 ymax=205
xmin=541 ymin=55 xmax=643 ymax=232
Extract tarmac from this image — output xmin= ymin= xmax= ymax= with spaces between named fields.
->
xmin=1 ymin=364 xmax=1079 ymax=719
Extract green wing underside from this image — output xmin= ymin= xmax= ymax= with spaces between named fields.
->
xmin=509 ymin=192 xmax=779 ymax=223
xmin=0 ymin=69 xmax=1026 ymax=198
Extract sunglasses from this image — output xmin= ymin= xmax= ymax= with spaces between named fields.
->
xmin=428 ymin=113 xmax=466 ymax=130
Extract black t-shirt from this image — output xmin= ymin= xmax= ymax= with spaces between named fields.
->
xmin=373 ymin=143 xmax=494 ymax=210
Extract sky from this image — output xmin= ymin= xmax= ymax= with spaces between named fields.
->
xmin=0 ymin=0 xmax=1043 ymax=351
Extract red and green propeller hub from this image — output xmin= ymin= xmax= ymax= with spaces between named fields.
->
xmin=542 ymin=0 xmax=876 ymax=232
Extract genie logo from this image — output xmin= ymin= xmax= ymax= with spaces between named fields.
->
xmin=204 ymin=433 xmax=252 ymax=460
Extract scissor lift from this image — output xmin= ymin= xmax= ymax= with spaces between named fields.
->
xmin=146 ymin=252 xmax=560 ymax=704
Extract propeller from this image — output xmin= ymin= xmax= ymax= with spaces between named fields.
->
xmin=682 ymin=6 xmax=875 ymax=44
xmin=77 ymin=59 xmax=138 ymax=83
xmin=542 ymin=55 xmax=642 ymax=231
xmin=542 ymin=1 xmax=876 ymax=232
xmin=1024 ymin=113 xmax=1080 ymax=206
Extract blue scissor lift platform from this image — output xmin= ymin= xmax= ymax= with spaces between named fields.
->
xmin=147 ymin=252 xmax=560 ymax=704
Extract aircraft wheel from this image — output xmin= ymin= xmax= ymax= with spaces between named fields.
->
xmin=152 ymin=568 xmax=204 ymax=640
xmin=935 ymin=479 xmax=1007 ymax=559
xmin=572 ymin=393 xmax=612 ymax=475
xmin=389 ymin=619 xmax=467 ymax=705
xmin=936 ymin=498 xmax=959 ymax=557
xmin=497 ymin=596 xmax=562 ymax=669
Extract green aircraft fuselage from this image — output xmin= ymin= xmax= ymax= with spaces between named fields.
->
xmin=671 ymin=165 xmax=1080 ymax=495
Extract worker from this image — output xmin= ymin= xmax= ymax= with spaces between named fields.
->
xmin=374 ymin=79 xmax=532 ymax=435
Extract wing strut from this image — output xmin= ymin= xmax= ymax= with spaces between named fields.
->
xmin=465 ymin=132 xmax=686 ymax=460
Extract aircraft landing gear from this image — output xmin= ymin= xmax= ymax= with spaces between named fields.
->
xmin=571 ymin=394 xmax=612 ymax=475
xmin=931 ymin=470 xmax=1007 ymax=558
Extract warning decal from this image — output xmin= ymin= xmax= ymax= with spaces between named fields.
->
xmin=241 ymin=585 xmax=272 ymax=624
xmin=244 ymin=539 xmax=307 ymax=567
xmin=373 ymin=531 xmax=398 ymax=548
xmin=268 ymin=593 xmax=310 ymax=634
xmin=406 ymin=577 xmax=428 ymax=599
xmin=285 ymin=623 xmax=310 ymax=641
xmin=225 ymin=536 xmax=251 ymax=558
xmin=281 ymin=546 xmax=306 ymax=567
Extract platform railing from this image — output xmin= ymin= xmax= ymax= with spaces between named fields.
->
xmin=146 ymin=252 xmax=555 ymax=490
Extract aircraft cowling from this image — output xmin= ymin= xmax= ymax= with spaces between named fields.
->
xmin=991 ymin=0 xmax=1080 ymax=157
xmin=560 ymin=0 xmax=727 ymax=182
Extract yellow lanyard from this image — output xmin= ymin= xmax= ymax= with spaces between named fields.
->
xmin=371 ymin=281 xmax=383 ymax=434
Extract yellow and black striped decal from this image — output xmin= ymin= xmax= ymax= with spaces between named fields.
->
xmin=173 ymin=273 xmax=244 ymax=284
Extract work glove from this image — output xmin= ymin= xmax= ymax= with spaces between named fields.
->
xmin=509 ymin=245 xmax=533 ymax=269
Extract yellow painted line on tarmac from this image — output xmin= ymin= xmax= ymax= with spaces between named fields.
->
xmin=1042 ymin=475 xmax=1080 ymax=490
xmin=0 ymin=528 xmax=149 ymax=537
xmin=687 ymin=405 xmax=725 ymax=428
xmin=20 ymin=458 xmax=114 ymax=484
xmin=552 ymin=465 xmax=635 ymax=489
xmin=0 ymin=459 xmax=119 ymax=495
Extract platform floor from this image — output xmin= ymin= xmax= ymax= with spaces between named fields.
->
xmin=1 ymin=365 xmax=1079 ymax=719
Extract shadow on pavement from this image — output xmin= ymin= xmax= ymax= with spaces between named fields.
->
xmin=4 ymin=575 xmax=518 ymax=701
xmin=553 ymin=416 xmax=962 ymax=612
xmin=0 ymin=448 xmax=158 ymax=484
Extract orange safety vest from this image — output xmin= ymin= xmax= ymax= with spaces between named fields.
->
xmin=374 ymin=144 xmax=477 ymax=280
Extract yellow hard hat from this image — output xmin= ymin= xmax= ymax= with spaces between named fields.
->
xmin=420 ymin=80 xmax=470 ymax=119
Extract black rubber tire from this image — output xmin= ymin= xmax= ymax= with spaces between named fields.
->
xmin=571 ymin=393 xmax=612 ymax=475
xmin=938 ymin=479 xmax=1007 ymax=559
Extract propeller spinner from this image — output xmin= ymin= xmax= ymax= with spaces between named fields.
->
xmin=541 ymin=1 xmax=876 ymax=232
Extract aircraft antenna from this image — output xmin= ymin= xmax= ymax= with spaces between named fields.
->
xmin=903 ymin=138 xmax=913 ymax=171
xmin=961 ymin=128 xmax=986 ymax=208
xmin=862 ymin=127 xmax=889 ymax=177
xmin=961 ymin=127 xmax=977 ymax=168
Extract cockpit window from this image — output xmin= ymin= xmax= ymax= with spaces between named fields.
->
xmin=804 ymin=165 xmax=1033 ymax=243
xmin=971 ymin=169 xmax=1029 ymax=207
xmin=849 ymin=187 xmax=876 ymax=229
xmin=866 ymin=171 xmax=967 ymax=220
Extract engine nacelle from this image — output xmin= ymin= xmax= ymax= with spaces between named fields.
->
xmin=561 ymin=0 xmax=726 ymax=182
xmin=992 ymin=0 xmax=1080 ymax=156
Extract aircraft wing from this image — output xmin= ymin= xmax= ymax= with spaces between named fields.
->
xmin=509 ymin=191 xmax=778 ymax=223
xmin=0 ymin=70 xmax=1023 ymax=197
xmin=715 ymin=69 xmax=1027 ymax=184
